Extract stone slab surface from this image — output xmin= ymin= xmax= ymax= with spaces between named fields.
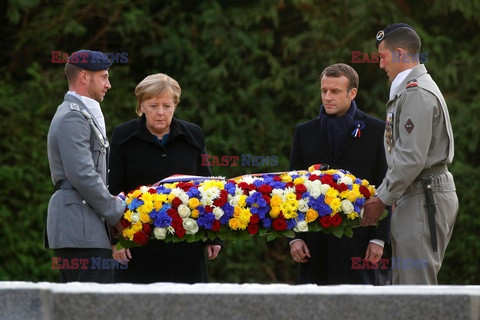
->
xmin=1 ymin=282 xmax=479 ymax=320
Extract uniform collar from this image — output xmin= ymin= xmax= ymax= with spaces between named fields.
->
xmin=388 ymin=64 xmax=428 ymax=101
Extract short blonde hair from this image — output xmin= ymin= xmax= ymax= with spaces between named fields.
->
xmin=134 ymin=73 xmax=181 ymax=116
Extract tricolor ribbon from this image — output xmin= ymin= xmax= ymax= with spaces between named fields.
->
xmin=351 ymin=120 xmax=365 ymax=138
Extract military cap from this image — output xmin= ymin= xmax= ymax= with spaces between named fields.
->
xmin=67 ymin=50 xmax=112 ymax=71
xmin=375 ymin=23 xmax=415 ymax=48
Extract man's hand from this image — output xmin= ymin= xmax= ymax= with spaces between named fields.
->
xmin=112 ymin=245 xmax=132 ymax=265
xmin=364 ymin=242 xmax=384 ymax=264
xmin=289 ymin=240 xmax=311 ymax=263
xmin=207 ymin=244 xmax=222 ymax=260
xmin=361 ymin=197 xmax=385 ymax=226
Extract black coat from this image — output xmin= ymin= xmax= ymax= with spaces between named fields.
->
xmin=109 ymin=115 xmax=214 ymax=283
xmin=289 ymin=107 xmax=391 ymax=284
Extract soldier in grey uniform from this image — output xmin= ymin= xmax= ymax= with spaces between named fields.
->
xmin=361 ymin=24 xmax=458 ymax=284
xmin=46 ymin=50 xmax=126 ymax=283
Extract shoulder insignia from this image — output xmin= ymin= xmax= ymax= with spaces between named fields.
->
xmin=406 ymin=79 xmax=418 ymax=89
xmin=405 ymin=118 xmax=414 ymax=133
xmin=70 ymin=103 xmax=80 ymax=111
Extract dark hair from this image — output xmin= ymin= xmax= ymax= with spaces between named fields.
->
xmin=320 ymin=63 xmax=359 ymax=91
xmin=382 ymin=28 xmax=421 ymax=54
xmin=64 ymin=63 xmax=83 ymax=86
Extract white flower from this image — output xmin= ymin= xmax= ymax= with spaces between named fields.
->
xmin=320 ymin=184 xmax=331 ymax=195
xmin=341 ymin=200 xmax=354 ymax=214
xmin=213 ymin=207 xmax=224 ymax=220
xmin=338 ymin=176 xmax=353 ymax=186
xmin=153 ymin=227 xmax=167 ymax=240
xmin=305 ymin=180 xmax=322 ymax=199
xmin=167 ymin=226 xmax=175 ymax=234
xmin=238 ymin=175 xmax=259 ymax=184
xmin=294 ymin=220 xmax=308 ymax=232
xmin=183 ymin=218 xmax=199 ymax=234
xmin=271 ymin=188 xmax=284 ymax=197
xmin=139 ymin=186 xmax=150 ymax=193
xmin=297 ymin=199 xmax=309 ymax=212
xmin=130 ymin=212 xmax=140 ymax=223
xmin=170 ymin=188 xmax=189 ymax=204
xmin=178 ymin=204 xmax=191 ymax=218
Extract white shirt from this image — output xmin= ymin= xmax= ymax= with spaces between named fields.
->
xmin=389 ymin=68 xmax=413 ymax=100
xmin=68 ymin=91 xmax=106 ymax=137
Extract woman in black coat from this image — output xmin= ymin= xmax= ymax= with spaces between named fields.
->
xmin=109 ymin=73 xmax=221 ymax=283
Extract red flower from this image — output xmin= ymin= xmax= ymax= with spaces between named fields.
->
xmin=250 ymin=214 xmax=260 ymax=224
xmin=262 ymin=195 xmax=271 ymax=205
xmin=336 ymin=183 xmax=349 ymax=192
xmin=359 ymin=185 xmax=371 ymax=198
xmin=171 ymin=197 xmax=182 ymax=208
xmin=238 ymin=182 xmax=256 ymax=194
xmin=213 ymin=190 xmax=228 ymax=207
xmin=148 ymin=188 xmax=157 ymax=194
xmin=308 ymin=174 xmax=320 ymax=181
xmin=285 ymin=182 xmax=294 ymax=188
xmin=171 ymin=217 xmax=183 ymax=229
xmin=133 ymin=231 xmax=149 ymax=245
xmin=321 ymin=175 xmax=334 ymax=185
xmin=142 ymin=223 xmax=152 ymax=235
xmin=247 ymin=223 xmax=259 ymax=235
xmin=319 ymin=215 xmax=332 ymax=228
xmin=272 ymin=217 xmax=287 ymax=231
xmin=177 ymin=182 xmax=194 ymax=192
xmin=331 ymin=214 xmax=343 ymax=227
xmin=273 ymin=176 xmax=282 ymax=181
xmin=258 ymin=184 xmax=273 ymax=194
xmin=175 ymin=226 xmax=186 ymax=238
xmin=204 ymin=205 xmax=214 ymax=213
xmin=211 ymin=220 xmax=221 ymax=232
xmin=120 ymin=217 xmax=131 ymax=228
xmin=295 ymin=184 xmax=307 ymax=194
xmin=167 ymin=208 xmax=179 ymax=218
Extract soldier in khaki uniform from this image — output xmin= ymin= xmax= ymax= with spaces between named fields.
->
xmin=361 ymin=23 xmax=458 ymax=284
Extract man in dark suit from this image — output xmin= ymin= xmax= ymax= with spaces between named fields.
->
xmin=289 ymin=63 xmax=391 ymax=284
xmin=46 ymin=50 xmax=126 ymax=283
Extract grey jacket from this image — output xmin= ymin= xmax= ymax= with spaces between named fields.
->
xmin=376 ymin=64 xmax=455 ymax=206
xmin=46 ymin=93 xmax=125 ymax=249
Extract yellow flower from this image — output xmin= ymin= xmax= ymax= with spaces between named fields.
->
xmin=269 ymin=206 xmax=281 ymax=218
xmin=228 ymin=218 xmax=241 ymax=230
xmin=191 ymin=209 xmax=199 ymax=219
xmin=293 ymin=177 xmax=304 ymax=185
xmin=137 ymin=202 xmax=154 ymax=216
xmin=305 ymin=208 xmax=319 ymax=223
xmin=280 ymin=174 xmax=292 ymax=183
xmin=202 ymin=180 xmax=225 ymax=190
xmin=167 ymin=193 xmax=176 ymax=202
xmin=188 ymin=197 xmax=200 ymax=209
xmin=347 ymin=212 xmax=360 ymax=220
xmin=361 ymin=179 xmax=369 ymax=186
xmin=139 ymin=211 xmax=152 ymax=224
xmin=122 ymin=222 xmax=142 ymax=240
xmin=329 ymin=198 xmax=342 ymax=212
xmin=270 ymin=195 xmax=282 ymax=207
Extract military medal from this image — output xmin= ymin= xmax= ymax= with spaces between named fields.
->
xmin=385 ymin=112 xmax=394 ymax=152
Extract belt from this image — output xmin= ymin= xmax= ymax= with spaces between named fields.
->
xmin=54 ymin=179 xmax=75 ymax=191
xmin=414 ymin=164 xmax=448 ymax=181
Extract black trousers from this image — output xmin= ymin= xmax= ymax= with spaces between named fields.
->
xmin=54 ymin=248 xmax=114 ymax=283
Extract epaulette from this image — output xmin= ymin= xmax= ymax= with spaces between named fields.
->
xmin=406 ymin=79 xmax=418 ymax=89
xmin=70 ymin=103 xmax=80 ymax=111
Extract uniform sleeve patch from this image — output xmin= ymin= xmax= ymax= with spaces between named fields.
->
xmin=405 ymin=118 xmax=414 ymax=133
xmin=406 ymin=79 xmax=418 ymax=88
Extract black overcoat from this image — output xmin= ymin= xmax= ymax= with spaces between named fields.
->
xmin=289 ymin=106 xmax=391 ymax=284
xmin=108 ymin=115 xmax=214 ymax=283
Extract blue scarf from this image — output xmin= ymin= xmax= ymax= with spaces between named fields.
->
xmin=319 ymin=100 xmax=357 ymax=157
